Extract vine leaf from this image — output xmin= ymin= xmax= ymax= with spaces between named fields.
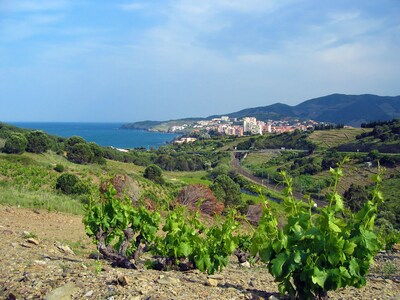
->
xmin=312 ymin=267 xmax=328 ymax=288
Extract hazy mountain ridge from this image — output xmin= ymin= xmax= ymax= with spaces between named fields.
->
xmin=225 ymin=94 xmax=400 ymax=126
xmin=123 ymin=94 xmax=400 ymax=130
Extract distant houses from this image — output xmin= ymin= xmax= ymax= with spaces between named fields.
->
xmin=169 ymin=116 xmax=319 ymax=137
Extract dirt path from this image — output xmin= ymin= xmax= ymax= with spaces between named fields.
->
xmin=0 ymin=205 xmax=399 ymax=299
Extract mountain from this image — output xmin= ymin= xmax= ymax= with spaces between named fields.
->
xmin=122 ymin=94 xmax=400 ymax=130
xmin=222 ymin=94 xmax=400 ymax=126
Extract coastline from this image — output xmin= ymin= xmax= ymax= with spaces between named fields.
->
xmin=10 ymin=122 xmax=180 ymax=149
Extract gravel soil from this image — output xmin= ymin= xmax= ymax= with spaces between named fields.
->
xmin=0 ymin=205 xmax=399 ymax=300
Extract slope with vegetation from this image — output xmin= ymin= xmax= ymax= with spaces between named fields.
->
xmin=1 ymin=121 xmax=400 ymax=299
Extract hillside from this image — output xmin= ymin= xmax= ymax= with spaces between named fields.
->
xmin=2 ymin=206 xmax=399 ymax=299
xmin=226 ymin=94 xmax=400 ymax=127
xmin=122 ymin=94 xmax=400 ymax=130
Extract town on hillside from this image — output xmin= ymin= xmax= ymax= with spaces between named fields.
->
xmin=172 ymin=116 xmax=324 ymax=143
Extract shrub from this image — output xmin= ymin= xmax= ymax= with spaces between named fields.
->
xmin=143 ymin=164 xmax=165 ymax=184
xmin=176 ymin=184 xmax=224 ymax=215
xmin=3 ymin=133 xmax=27 ymax=154
xmin=54 ymin=164 xmax=65 ymax=173
xmin=88 ymin=142 xmax=106 ymax=165
xmin=67 ymin=143 xmax=93 ymax=164
xmin=210 ymin=174 xmax=241 ymax=208
xmin=25 ymin=131 xmax=50 ymax=154
xmin=56 ymin=173 xmax=89 ymax=195
xmin=64 ymin=136 xmax=86 ymax=150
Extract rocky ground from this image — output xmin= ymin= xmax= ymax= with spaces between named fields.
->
xmin=0 ymin=205 xmax=399 ymax=300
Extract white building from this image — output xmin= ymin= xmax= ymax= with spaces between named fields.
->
xmin=243 ymin=117 xmax=257 ymax=133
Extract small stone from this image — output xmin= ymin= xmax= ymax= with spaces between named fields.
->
xmin=157 ymin=276 xmax=180 ymax=285
xmin=208 ymin=274 xmax=224 ymax=280
xmin=20 ymin=243 xmax=32 ymax=248
xmin=43 ymin=282 xmax=78 ymax=300
xmin=81 ymin=264 xmax=87 ymax=270
xmin=2 ymin=229 xmax=14 ymax=235
xmin=240 ymin=261 xmax=251 ymax=268
xmin=117 ymin=275 xmax=130 ymax=286
xmin=55 ymin=242 xmax=75 ymax=255
xmin=385 ymin=279 xmax=393 ymax=284
xmin=268 ymin=295 xmax=280 ymax=300
xmin=27 ymin=238 xmax=40 ymax=245
xmin=251 ymin=294 xmax=264 ymax=300
xmin=84 ymin=290 xmax=94 ymax=297
xmin=34 ymin=260 xmax=47 ymax=266
xmin=206 ymin=278 xmax=219 ymax=287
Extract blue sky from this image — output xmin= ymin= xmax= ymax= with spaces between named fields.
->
xmin=1 ymin=0 xmax=399 ymax=122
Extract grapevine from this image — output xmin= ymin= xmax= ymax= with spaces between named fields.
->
xmin=83 ymin=186 xmax=160 ymax=268
xmin=154 ymin=207 xmax=239 ymax=274
xmin=251 ymin=158 xmax=384 ymax=299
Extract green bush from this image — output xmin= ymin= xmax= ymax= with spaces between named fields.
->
xmin=67 ymin=143 xmax=93 ymax=164
xmin=143 ymin=164 xmax=165 ymax=184
xmin=54 ymin=164 xmax=65 ymax=173
xmin=88 ymin=142 xmax=106 ymax=165
xmin=65 ymin=136 xmax=87 ymax=150
xmin=56 ymin=173 xmax=89 ymax=195
xmin=25 ymin=131 xmax=50 ymax=154
xmin=3 ymin=133 xmax=28 ymax=154
xmin=210 ymin=174 xmax=241 ymax=208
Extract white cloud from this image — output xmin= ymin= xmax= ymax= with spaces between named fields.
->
xmin=118 ymin=2 xmax=146 ymax=11
xmin=0 ymin=0 xmax=67 ymax=12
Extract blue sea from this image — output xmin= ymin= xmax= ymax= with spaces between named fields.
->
xmin=11 ymin=122 xmax=180 ymax=149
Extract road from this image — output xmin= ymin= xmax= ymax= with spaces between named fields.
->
xmin=230 ymin=152 xmax=327 ymax=207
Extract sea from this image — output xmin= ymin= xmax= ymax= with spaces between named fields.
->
xmin=10 ymin=122 xmax=180 ymax=149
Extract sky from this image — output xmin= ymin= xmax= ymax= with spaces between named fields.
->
xmin=1 ymin=0 xmax=399 ymax=122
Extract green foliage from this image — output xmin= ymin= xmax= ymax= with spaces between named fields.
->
xmin=253 ymin=131 xmax=315 ymax=151
xmin=0 ymin=155 xmax=58 ymax=191
xmin=3 ymin=133 xmax=28 ymax=154
xmin=250 ymin=160 xmax=384 ymax=299
xmin=67 ymin=143 xmax=94 ymax=164
xmin=83 ymin=187 xmax=160 ymax=258
xmin=56 ymin=173 xmax=90 ymax=195
xmin=54 ymin=164 xmax=65 ymax=173
xmin=343 ymin=184 xmax=369 ymax=212
xmin=144 ymin=164 xmax=165 ymax=184
xmin=88 ymin=142 xmax=106 ymax=165
xmin=25 ymin=130 xmax=51 ymax=154
xmin=65 ymin=136 xmax=87 ymax=149
xmin=210 ymin=174 xmax=242 ymax=208
xmin=378 ymin=227 xmax=400 ymax=251
xmin=156 ymin=207 xmax=239 ymax=274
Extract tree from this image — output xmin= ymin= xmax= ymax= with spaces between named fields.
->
xmin=210 ymin=174 xmax=241 ymax=208
xmin=67 ymin=143 xmax=93 ymax=164
xmin=88 ymin=142 xmax=106 ymax=165
xmin=64 ymin=136 xmax=86 ymax=150
xmin=25 ymin=131 xmax=50 ymax=154
xmin=3 ymin=133 xmax=27 ymax=154
xmin=343 ymin=184 xmax=369 ymax=212
xmin=144 ymin=164 xmax=165 ymax=184
xmin=56 ymin=173 xmax=89 ymax=195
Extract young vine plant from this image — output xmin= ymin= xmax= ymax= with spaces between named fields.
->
xmin=154 ymin=206 xmax=239 ymax=274
xmin=83 ymin=186 xmax=160 ymax=268
xmin=250 ymin=158 xmax=384 ymax=299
